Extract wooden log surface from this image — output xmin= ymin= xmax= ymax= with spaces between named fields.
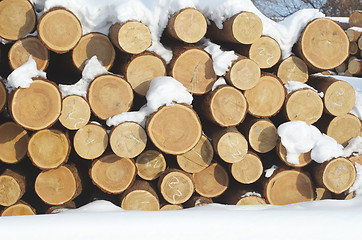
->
xmin=349 ymin=11 xmax=362 ymax=28
xmin=45 ymin=201 xmax=76 ymax=214
xmin=1 ymin=200 xmax=36 ymax=216
xmin=277 ymin=56 xmax=309 ymax=84
xmin=276 ymin=140 xmax=312 ymax=168
xmin=349 ymin=41 xmax=359 ymax=55
xmin=346 ymin=28 xmax=362 ymax=42
xmin=160 ymin=204 xmax=183 ymax=211
xmin=58 ymin=95 xmax=91 ymax=130
xmin=0 ymin=169 xmax=26 ymax=207
xmin=135 ymin=150 xmax=167 ymax=181
xmin=0 ymin=80 xmax=6 ymax=112
xmin=348 ymin=59 xmax=362 ymax=76
xmin=224 ymin=188 xmax=266 ymax=205
xmin=0 ymin=122 xmax=28 ymax=164
xmin=230 ymin=151 xmax=263 ymax=184
xmin=326 ymin=114 xmax=361 ymax=147
xmin=183 ymin=195 xmax=213 ymax=208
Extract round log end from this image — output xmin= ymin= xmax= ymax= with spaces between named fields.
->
xmin=159 ymin=170 xmax=194 ymax=204
xmin=136 ymin=150 xmax=166 ymax=181
xmin=276 ymin=141 xmax=312 ymax=167
xmin=0 ymin=122 xmax=28 ymax=164
xmin=324 ymin=80 xmax=356 ymax=116
xmin=226 ymin=57 xmax=261 ymax=90
xmin=0 ymin=81 xmax=6 ymax=112
xmin=249 ymin=36 xmax=281 ymax=69
xmin=349 ymin=11 xmax=362 ymax=28
xmin=248 ymin=119 xmax=278 ymax=153
xmin=236 ymin=196 xmax=266 ymax=205
xmin=348 ymin=59 xmax=362 ymax=75
xmin=232 ymin=12 xmax=263 ymax=44
xmin=59 ymin=95 xmax=91 ymax=130
xmin=216 ymin=129 xmax=248 ymax=163
xmin=277 ymin=56 xmax=308 ymax=84
xmin=160 ymin=204 xmax=183 ymax=211
xmin=315 ymin=187 xmax=332 ymax=200
xmin=121 ymin=190 xmax=160 ymax=211
xmin=0 ymin=175 xmax=22 ymax=206
xmin=327 ymin=114 xmax=361 ymax=147
xmin=231 ymin=152 xmax=263 ymax=184
xmin=1 ymin=201 xmax=36 ymax=216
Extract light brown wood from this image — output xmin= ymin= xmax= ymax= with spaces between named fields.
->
xmin=158 ymin=169 xmax=194 ymax=204
xmin=315 ymin=187 xmax=332 ymax=200
xmin=349 ymin=154 xmax=362 ymax=165
xmin=46 ymin=201 xmax=76 ymax=214
xmin=244 ymin=74 xmax=286 ymax=118
xmin=73 ymin=123 xmax=108 ymax=160
xmin=91 ymin=154 xmax=136 ymax=194
xmin=348 ymin=59 xmax=362 ymax=75
xmin=345 ymin=192 xmax=355 ymax=200
xmin=346 ymin=28 xmax=362 ymax=42
xmin=276 ymin=140 xmax=312 ymax=167
xmin=297 ymin=18 xmax=349 ymax=71
xmin=120 ymin=180 xmax=159 ymax=211
xmin=183 ymin=195 xmax=213 ymax=208
xmin=72 ymin=32 xmax=115 ymax=71
xmin=208 ymin=12 xmax=263 ymax=44
xmin=277 ymin=56 xmax=308 ymax=84
xmin=109 ymin=21 xmax=151 ymax=54
xmin=231 ymin=152 xmax=263 ymax=184
xmin=9 ymin=36 xmax=49 ymax=71
xmin=160 ymin=204 xmax=183 ymax=211
xmin=147 ymin=104 xmax=202 ymax=155
xmin=35 ymin=164 xmax=82 ymax=205
xmin=9 ymin=79 xmax=62 ymax=131
xmin=166 ymin=8 xmax=207 ymax=43
xmin=359 ymin=36 xmax=362 ymax=50
xmin=87 ymin=74 xmax=133 ymax=120
xmin=0 ymin=0 xmax=36 ymax=41
xmin=308 ymin=76 xmax=356 ymax=117
xmin=0 ymin=170 xmax=26 ymax=207
xmin=0 ymin=122 xmax=28 ymax=164
xmin=225 ymin=56 xmax=261 ymax=90
xmin=59 ymin=95 xmax=91 ymax=130
xmin=1 ymin=201 xmax=35 ymax=216
xmin=136 ymin=150 xmax=166 ymax=181
xmin=177 ymin=135 xmax=213 ymax=174
xmin=200 ymin=85 xmax=248 ymax=127
xmin=170 ymin=47 xmax=216 ymax=94
xmin=248 ymin=36 xmax=281 ymax=69
xmin=110 ymin=122 xmax=147 ymax=158
xmin=223 ymin=186 xmax=266 ymax=205
xmin=335 ymin=62 xmax=347 ymax=74
xmin=327 ymin=114 xmax=361 ymax=147
xmin=38 ymin=8 xmax=82 ymax=53
xmin=0 ymin=80 xmax=6 ymax=112
xmin=314 ymin=157 xmax=356 ymax=194
xmin=193 ymin=162 xmax=229 ymax=198
xmin=349 ymin=11 xmax=362 ymax=28
xmin=264 ymin=169 xmax=315 ymax=205
xmin=284 ymin=89 xmax=324 ymax=124
xmin=236 ymin=195 xmax=266 ymax=205
xmin=212 ymin=127 xmax=248 ymax=163
xmin=349 ymin=41 xmax=359 ymax=55
xmin=28 ymin=129 xmax=70 ymax=169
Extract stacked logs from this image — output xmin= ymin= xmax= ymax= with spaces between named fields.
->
xmin=0 ymin=0 xmax=360 ymax=216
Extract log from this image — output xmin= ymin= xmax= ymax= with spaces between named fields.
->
xmin=349 ymin=41 xmax=359 ymax=55
xmin=308 ymin=76 xmax=356 ymax=117
xmin=244 ymin=74 xmax=286 ymax=118
xmin=284 ymin=89 xmax=324 ymax=124
xmin=296 ymin=18 xmax=349 ymax=71
xmin=0 ymin=122 xmax=28 ymax=164
xmin=147 ymin=103 xmax=202 ymax=155
xmin=224 ymin=188 xmax=266 ymax=205
xmin=1 ymin=201 xmax=35 ymax=216
xmin=207 ymin=11 xmax=263 ymax=44
xmin=199 ymin=85 xmax=248 ymax=127
xmin=8 ymin=36 xmax=49 ymax=71
xmin=335 ymin=62 xmax=347 ymax=74
xmin=0 ymin=80 xmax=6 ymax=112
xmin=264 ymin=169 xmax=315 ymax=205
xmin=120 ymin=180 xmax=159 ymax=211
xmin=276 ymin=140 xmax=312 ymax=167
xmin=211 ymin=126 xmax=248 ymax=163
xmin=169 ymin=46 xmax=217 ymax=94
xmin=277 ymin=56 xmax=309 ymax=84
xmin=90 ymin=154 xmax=136 ymax=194
xmin=314 ymin=157 xmax=356 ymax=194
xmin=45 ymin=201 xmax=76 ymax=214
xmin=35 ymin=164 xmax=82 ymax=205
xmin=87 ymin=74 xmax=133 ymax=120
xmin=230 ymin=151 xmax=263 ymax=184
xmin=0 ymin=0 xmax=36 ymax=41
xmin=38 ymin=8 xmax=82 ymax=53
xmin=109 ymin=122 xmax=147 ymax=158
xmin=58 ymin=95 xmax=91 ymax=130
xmin=28 ymin=129 xmax=70 ymax=169
xmin=176 ymin=135 xmax=213 ymax=174
xmin=0 ymin=169 xmax=26 ymax=207
xmin=346 ymin=28 xmax=362 ymax=42
xmin=183 ymin=195 xmax=213 ymax=208
xmin=72 ymin=32 xmax=115 ymax=71
xmin=136 ymin=150 xmax=167 ymax=181
xmin=224 ymin=55 xmax=261 ymax=90
xmin=160 ymin=204 xmax=183 ymax=211
xmin=166 ymin=8 xmax=207 ymax=43
xmin=348 ymin=59 xmax=362 ymax=76
xmin=315 ymin=187 xmax=332 ymax=200
xmin=123 ymin=52 xmax=166 ymax=96
xmin=109 ymin=21 xmax=151 ymax=54
xmin=73 ymin=123 xmax=108 ymax=160
xmin=193 ymin=162 xmax=229 ymax=198
xmin=9 ymin=79 xmax=62 ymax=131
xmin=158 ymin=169 xmax=194 ymax=204
xmin=349 ymin=11 xmax=362 ymax=28
xmin=326 ymin=114 xmax=361 ymax=147
xmin=359 ymin=36 xmax=362 ymax=50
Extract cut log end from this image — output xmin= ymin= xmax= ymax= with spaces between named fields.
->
xmin=1 ymin=201 xmax=36 ymax=216
xmin=110 ymin=122 xmax=147 ymax=159
xmin=0 ymin=122 xmax=28 ymax=164
xmin=159 ymin=170 xmax=194 ymax=204
xmin=247 ymin=119 xmax=278 ymax=153
xmin=0 ymin=172 xmax=24 ymax=207
xmin=349 ymin=11 xmax=362 ymax=28
xmin=327 ymin=114 xmax=361 ymax=147
xmin=236 ymin=196 xmax=266 ymax=205
xmin=226 ymin=57 xmax=261 ymax=90
xmin=136 ymin=150 xmax=166 ymax=181
xmin=276 ymin=141 xmax=312 ymax=167
xmin=38 ymin=8 xmax=82 ymax=53
xmin=231 ymin=152 xmax=263 ymax=184
xmin=231 ymin=12 xmax=263 ymax=44
xmin=277 ymin=56 xmax=308 ymax=84
xmin=121 ymin=181 xmax=159 ymax=211
xmin=72 ymin=33 xmax=115 ymax=71
xmin=0 ymin=81 xmax=6 ymax=112
xmin=249 ymin=36 xmax=281 ymax=69
xmin=160 ymin=204 xmax=183 ymax=211
xmin=315 ymin=187 xmax=332 ymax=200
xmin=348 ymin=59 xmax=362 ymax=75
xmin=59 ymin=95 xmax=91 ymax=130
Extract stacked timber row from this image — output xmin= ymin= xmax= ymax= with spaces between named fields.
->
xmin=0 ymin=0 xmax=360 ymax=216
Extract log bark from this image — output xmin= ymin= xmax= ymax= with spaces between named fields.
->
xmin=87 ymin=74 xmax=133 ymax=120
xmin=109 ymin=21 xmax=151 ymax=54
xmin=8 ymin=36 xmax=49 ymax=71
xmin=166 ymin=8 xmax=207 ymax=44
xmin=176 ymin=135 xmax=213 ymax=174
xmin=296 ymin=18 xmax=349 ymax=72
xmin=9 ymin=79 xmax=62 ymax=131
xmin=38 ymin=8 xmax=82 ymax=53
xmin=72 ymin=32 xmax=115 ymax=71
xmin=90 ymin=154 xmax=136 ymax=194
xmin=349 ymin=41 xmax=359 ymax=55
xmin=136 ymin=150 xmax=167 ymax=181
xmin=326 ymin=114 xmax=361 ymax=147
xmin=348 ymin=59 xmax=362 ymax=76
xmin=1 ymin=200 xmax=35 ymax=216
xmin=183 ymin=195 xmax=213 ymax=208
xmin=0 ymin=0 xmax=36 ymax=41
xmin=28 ymin=129 xmax=70 ymax=170
xmin=277 ymin=56 xmax=308 ymax=84
xmin=0 ymin=80 xmax=5 ymax=112
xmin=169 ymin=46 xmax=217 ymax=95
xmin=58 ymin=95 xmax=91 ymax=130
xmin=349 ymin=11 xmax=362 ymax=28
xmin=276 ymin=140 xmax=312 ymax=168
xmin=147 ymin=103 xmax=202 ymax=155
xmin=120 ymin=180 xmax=159 ymax=211
xmin=230 ymin=151 xmax=263 ymax=184
xmin=0 ymin=169 xmax=26 ymax=207
xmin=244 ymin=74 xmax=286 ymax=118
xmin=346 ymin=28 xmax=362 ymax=42
xmin=73 ymin=123 xmax=108 ymax=160
xmin=0 ymin=122 xmax=28 ymax=164
xmin=207 ymin=11 xmax=263 ymax=45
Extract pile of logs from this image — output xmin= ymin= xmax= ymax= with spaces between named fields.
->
xmin=0 ymin=0 xmax=361 ymax=216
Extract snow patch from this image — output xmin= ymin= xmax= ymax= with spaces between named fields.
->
xmin=264 ymin=165 xmax=278 ymax=178
xmin=349 ymin=163 xmax=362 ymax=197
xmin=212 ymin=77 xmax=227 ymax=91
xmin=240 ymin=192 xmax=262 ymax=198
